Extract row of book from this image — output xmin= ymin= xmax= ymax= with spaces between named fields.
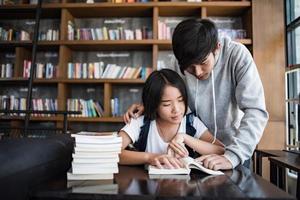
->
xmin=68 ymin=131 xmax=122 ymax=180
xmin=23 ymin=60 xmax=57 ymax=79
xmin=68 ymin=62 xmax=152 ymax=79
xmin=0 ymin=27 xmax=31 ymax=41
xmin=68 ymin=21 xmax=152 ymax=40
xmin=0 ymin=0 xmax=54 ymax=4
xmin=0 ymin=63 xmax=13 ymax=78
xmin=218 ymin=29 xmax=247 ymax=40
xmin=67 ymin=98 xmax=104 ymax=117
xmin=158 ymin=20 xmax=176 ymax=40
xmin=38 ymin=29 xmax=60 ymax=41
xmin=0 ymin=95 xmax=57 ymax=116
xmin=109 ymin=0 xmax=149 ymax=2
xmin=110 ymin=97 xmax=120 ymax=117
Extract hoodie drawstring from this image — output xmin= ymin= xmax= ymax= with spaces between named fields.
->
xmin=211 ymin=70 xmax=217 ymax=144
xmin=194 ymin=70 xmax=217 ymax=144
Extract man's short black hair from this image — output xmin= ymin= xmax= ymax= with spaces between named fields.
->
xmin=142 ymin=69 xmax=188 ymax=120
xmin=172 ymin=18 xmax=218 ymax=73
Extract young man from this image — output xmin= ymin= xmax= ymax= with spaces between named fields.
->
xmin=124 ymin=19 xmax=269 ymax=170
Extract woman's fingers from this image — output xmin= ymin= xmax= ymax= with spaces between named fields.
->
xmin=169 ymin=142 xmax=189 ymax=157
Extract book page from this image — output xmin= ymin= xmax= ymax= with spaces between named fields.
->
xmin=181 ymin=157 xmax=223 ymax=175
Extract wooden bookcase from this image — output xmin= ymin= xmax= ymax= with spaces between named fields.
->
xmin=0 ymin=0 xmax=256 ymax=133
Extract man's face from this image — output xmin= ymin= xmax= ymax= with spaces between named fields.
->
xmin=185 ymin=52 xmax=216 ymax=80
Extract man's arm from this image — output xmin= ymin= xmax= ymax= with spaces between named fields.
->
xmin=224 ymin=43 xmax=269 ymax=168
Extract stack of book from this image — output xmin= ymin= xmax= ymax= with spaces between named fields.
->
xmin=67 ymin=131 xmax=122 ymax=180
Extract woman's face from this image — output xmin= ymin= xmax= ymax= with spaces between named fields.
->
xmin=157 ymin=85 xmax=185 ymax=124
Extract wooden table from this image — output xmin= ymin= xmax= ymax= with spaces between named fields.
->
xmin=255 ymin=149 xmax=291 ymax=176
xmin=30 ymin=165 xmax=295 ymax=200
xmin=269 ymin=154 xmax=300 ymax=200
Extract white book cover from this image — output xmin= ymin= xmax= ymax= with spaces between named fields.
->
xmin=74 ymin=147 xmax=121 ymax=153
xmin=94 ymin=62 xmax=100 ymax=79
xmin=73 ymin=157 xmax=119 ymax=164
xmin=72 ymin=131 xmax=117 ymax=138
xmin=72 ymin=166 xmax=119 ymax=174
xmin=74 ymin=137 xmax=122 ymax=145
xmin=72 ymin=153 xmax=119 ymax=158
xmin=72 ymin=162 xmax=118 ymax=169
xmin=75 ymin=143 xmax=122 ymax=149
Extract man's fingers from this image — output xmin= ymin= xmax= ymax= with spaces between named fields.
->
xmin=202 ymin=155 xmax=218 ymax=169
xmin=207 ymin=157 xmax=223 ymax=170
xmin=212 ymin=163 xmax=223 ymax=171
xmin=196 ymin=155 xmax=211 ymax=163
xmin=123 ymin=112 xmax=131 ymax=124
xmin=135 ymin=108 xmax=143 ymax=117
xmin=200 ymin=155 xmax=232 ymax=170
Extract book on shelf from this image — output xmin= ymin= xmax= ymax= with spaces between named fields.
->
xmin=67 ymin=18 xmax=152 ymax=41
xmin=68 ymin=62 xmax=150 ymax=80
xmin=158 ymin=17 xmax=187 ymax=40
xmin=67 ymin=99 xmax=104 ymax=117
xmin=148 ymin=157 xmax=224 ymax=176
xmin=0 ymin=95 xmax=57 ymax=117
xmin=0 ymin=26 xmax=31 ymax=41
xmin=0 ymin=63 xmax=13 ymax=78
xmin=38 ymin=29 xmax=59 ymax=41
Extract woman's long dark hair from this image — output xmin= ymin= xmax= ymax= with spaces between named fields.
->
xmin=142 ymin=69 xmax=188 ymax=120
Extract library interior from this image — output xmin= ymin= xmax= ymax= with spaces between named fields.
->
xmin=0 ymin=0 xmax=299 ymax=200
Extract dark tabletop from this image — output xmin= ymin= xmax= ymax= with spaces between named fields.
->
xmin=29 ymin=165 xmax=295 ymax=200
xmin=269 ymin=154 xmax=300 ymax=172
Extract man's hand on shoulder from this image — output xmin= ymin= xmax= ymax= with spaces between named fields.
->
xmin=195 ymin=154 xmax=233 ymax=170
xmin=123 ymin=103 xmax=144 ymax=124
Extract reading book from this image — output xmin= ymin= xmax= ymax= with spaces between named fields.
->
xmin=148 ymin=156 xmax=223 ymax=175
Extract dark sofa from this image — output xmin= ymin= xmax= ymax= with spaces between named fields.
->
xmin=0 ymin=134 xmax=74 ymax=200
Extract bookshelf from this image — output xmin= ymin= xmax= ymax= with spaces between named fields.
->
xmin=0 ymin=0 xmax=255 ymax=133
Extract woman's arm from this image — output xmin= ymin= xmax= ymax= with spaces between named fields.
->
xmin=119 ymin=131 xmax=183 ymax=168
xmin=169 ymin=130 xmax=225 ymax=156
xmin=184 ymin=130 xmax=225 ymax=155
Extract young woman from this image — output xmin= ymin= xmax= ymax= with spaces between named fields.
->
xmin=118 ymin=69 xmax=224 ymax=169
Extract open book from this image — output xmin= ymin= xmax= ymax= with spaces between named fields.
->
xmin=148 ymin=157 xmax=223 ymax=175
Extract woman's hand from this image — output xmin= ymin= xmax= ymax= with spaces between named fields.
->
xmin=148 ymin=154 xmax=184 ymax=169
xmin=123 ymin=103 xmax=144 ymax=124
xmin=168 ymin=134 xmax=189 ymax=158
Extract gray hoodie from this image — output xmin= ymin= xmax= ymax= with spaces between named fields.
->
xmin=170 ymin=36 xmax=269 ymax=168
